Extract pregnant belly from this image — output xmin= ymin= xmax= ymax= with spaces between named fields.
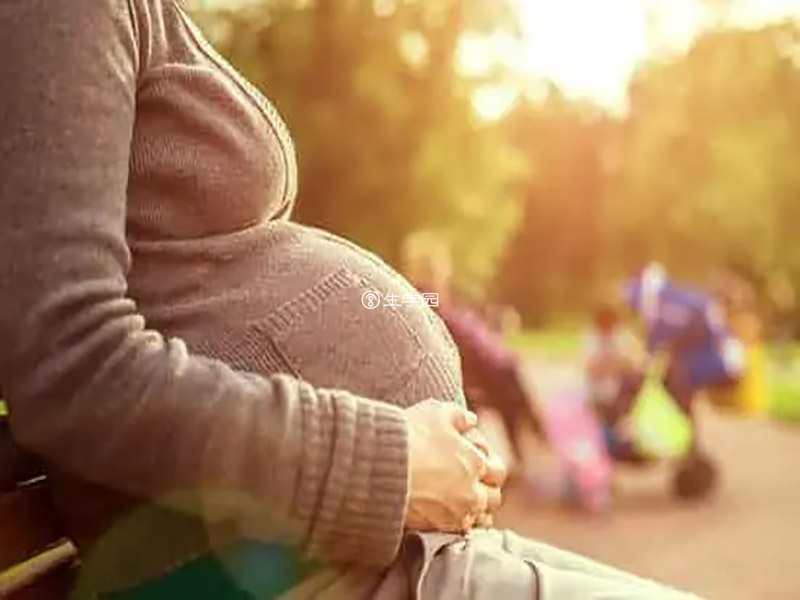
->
xmin=128 ymin=221 xmax=462 ymax=407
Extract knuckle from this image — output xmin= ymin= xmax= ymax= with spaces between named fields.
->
xmin=472 ymin=483 xmax=489 ymax=511
xmin=462 ymin=443 xmax=487 ymax=474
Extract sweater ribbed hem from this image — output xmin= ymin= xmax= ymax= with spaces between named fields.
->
xmin=300 ymin=389 xmax=409 ymax=567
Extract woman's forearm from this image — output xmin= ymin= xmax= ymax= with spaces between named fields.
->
xmin=0 ymin=0 xmax=408 ymax=568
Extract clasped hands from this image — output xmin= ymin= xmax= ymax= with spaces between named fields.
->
xmin=404 ymin=399 xmax=508 ymax=534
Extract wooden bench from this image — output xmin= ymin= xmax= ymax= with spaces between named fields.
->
xmin=0 ymin=403 xmax=78 ymax=599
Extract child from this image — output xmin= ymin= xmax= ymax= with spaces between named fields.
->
xmin=583 ymin=301 xmax=648 ymax=464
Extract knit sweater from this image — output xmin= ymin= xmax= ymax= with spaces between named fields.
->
xmin=0 ymin=0 xmax=461 ymax=592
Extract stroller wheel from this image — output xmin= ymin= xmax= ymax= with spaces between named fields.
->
xmin=671 ymin=452 xmax=719 ymax=500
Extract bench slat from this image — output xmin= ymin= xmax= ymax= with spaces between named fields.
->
xmin=0 ymin=541 xmax=77 ymax=599
xmin=0 ymin=482 xmax=65 ymax=572
xmin=5 ymin=565 xmax=76 ymax=600
xmin=0 ymin=406 xmax=78 ymax=597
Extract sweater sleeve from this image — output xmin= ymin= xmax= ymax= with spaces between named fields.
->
xmin=0 ymin=0 xmax=408 ymax=567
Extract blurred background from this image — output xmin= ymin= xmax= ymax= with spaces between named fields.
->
xmin=186 ymin=1 xmax=800 ymax=597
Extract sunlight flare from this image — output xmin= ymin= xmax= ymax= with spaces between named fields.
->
xmin=466 ymin=0 xmax=800 ymax=117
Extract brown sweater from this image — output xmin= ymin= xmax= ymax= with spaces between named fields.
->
xmin=0 ymin=0 xmax=461 ymax=591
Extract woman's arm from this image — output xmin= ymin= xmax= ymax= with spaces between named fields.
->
xmin=0 ymin=0 xmax=408 ymax=567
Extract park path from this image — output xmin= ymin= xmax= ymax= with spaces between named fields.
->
xmin=485 ymin=360 xmax=800 ymax=599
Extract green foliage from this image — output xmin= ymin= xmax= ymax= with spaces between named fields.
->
xmin=606 ymin=22 xmax=800 ymax=294
xmin=499 ymin=21 xmax=800 ymax=326
xmin=495 ymin=92 xmax=613 ymax=323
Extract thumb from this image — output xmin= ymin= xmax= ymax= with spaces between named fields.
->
xmin=447 ymin=404 xmax=479 ymax=433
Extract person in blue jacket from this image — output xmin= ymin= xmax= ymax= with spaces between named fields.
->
xmin=623 ymin=262 xmax=746 ymax=454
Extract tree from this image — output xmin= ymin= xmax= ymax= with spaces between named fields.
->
xmin=607 ymin=21 xmax=800 ymax=301
xmin=494 ymin=90 xmax=612 ymax=324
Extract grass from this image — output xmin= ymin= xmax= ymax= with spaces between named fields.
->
xmin=507 ymin=326 xmax=585 ymax=360
xmin=770 ymin=367 xmax=800 ymax=425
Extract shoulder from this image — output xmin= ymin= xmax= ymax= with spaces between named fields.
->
xmin=1 ymin=0 xmax=147 ymax=91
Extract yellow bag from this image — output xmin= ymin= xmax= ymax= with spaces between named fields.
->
xmin=737 ymin=345 xmax=768 ymax=415
xmin=730 ymin=311 xmax=768 ymax=415
xmin=706 ymin=346 xmax=768 ymax=416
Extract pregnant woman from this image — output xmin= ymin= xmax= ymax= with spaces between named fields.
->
xmin=0 ymin=1 xmax=695 ymax=598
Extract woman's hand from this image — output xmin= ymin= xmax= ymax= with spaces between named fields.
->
xmin=404 ymin=400 xmax=504 ymax=533
xmin=463 ymin=428 xmax=507 ymax=527
xmin=464 ymin=429 xmax=507 ymax=485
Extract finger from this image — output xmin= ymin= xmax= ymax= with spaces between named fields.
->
xmin=458 ymin=436 xmax=488 ymax=477
xmin=457 ymin=485 xmax=485 ymax=533
xmin=463 ymin=428 xmax=491 ymax=456
xmin=447 ymin=404 xmax=479 ymax=434
xmin=459 ymin=511 xmax=478 ymax=534
xmin=466 ymin=434 xmax=507 ymax=486
xmin=482 ymin=454 xmax=508 ymax=488
xmin=472 ymin=482 xmax=490 ymax=515
xmin=475 ymin=512 xmax=494 ymax=529
xmin=485 ymin=484 xmax=503 ymax=515
xmin=457 ymin=487 xmax=486 ymax=534
xmin=463 ymin=430 xmax=506 ymax=486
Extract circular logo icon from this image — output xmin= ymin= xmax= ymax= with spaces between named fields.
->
xmin=361 ymin=290 xmax=381 ymax=310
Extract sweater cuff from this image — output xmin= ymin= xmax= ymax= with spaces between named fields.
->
xmin=302 ymin=390 xmax=409 ymax=567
